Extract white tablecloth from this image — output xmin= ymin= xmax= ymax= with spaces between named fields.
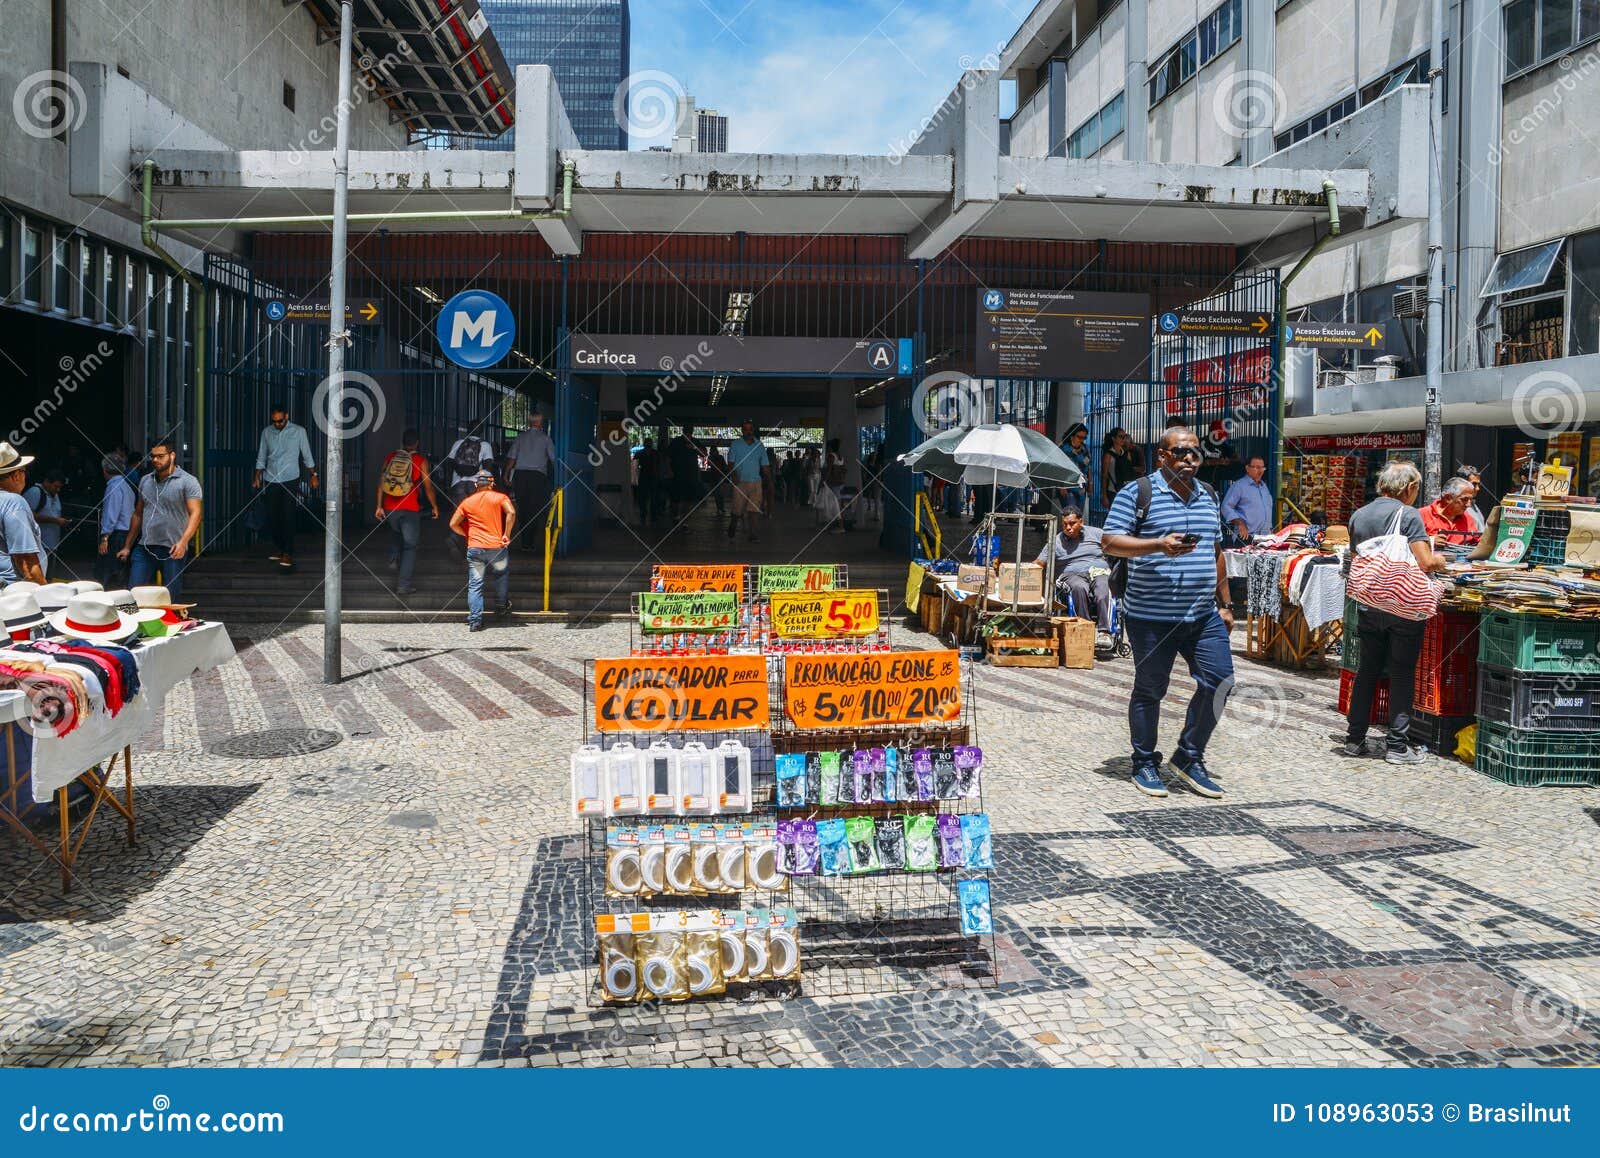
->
xmin=11 ymin=622 xmax=236 ymax=801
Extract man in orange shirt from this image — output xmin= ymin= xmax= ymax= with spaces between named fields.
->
xmin=448 ymin=470 xmax=517 ymax=632
xmin=1419 ymin=477 xmax=1476 ymax=548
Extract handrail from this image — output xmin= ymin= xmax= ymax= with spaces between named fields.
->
xmin=914 ymin=491 xmax=942 ymax=559
xmin=542 ymin=487 xmax=565 ymax=612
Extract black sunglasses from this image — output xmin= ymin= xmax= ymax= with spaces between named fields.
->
xmin=1164 ymin=446 xmax=1202 ymax=460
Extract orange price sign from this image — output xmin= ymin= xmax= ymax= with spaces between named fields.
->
xmin=594 ymin=655 xmax=770 ymax=733
xmin=653 ymin=565 xmax=746 ymax=592
xmin=783 ymin=650 xmax=962 ymax=729
xmin=769 ymin=589 xmax=880 ymax=638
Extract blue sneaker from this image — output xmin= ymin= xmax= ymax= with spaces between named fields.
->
xmin=1131 ymin=761 xmax=1168 ymax=798
xmin=1169 ymin=757 xmax=1223 ymax=799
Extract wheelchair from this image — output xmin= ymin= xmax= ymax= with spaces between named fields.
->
xmin=1059 ymin=585 xmax=1132 ymax=659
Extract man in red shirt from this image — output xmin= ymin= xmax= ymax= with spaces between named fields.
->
xmin=1419 ymin=477 xmax=1476 ymax=547
xmin=374 ymin=428 xmax=440 ymax=597
xmin=448 ymin=470 xmax=517 ymax=632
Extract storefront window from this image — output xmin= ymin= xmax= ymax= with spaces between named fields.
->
xmin=1568 ymin=229 xmax=1600 ymax=357
xmin=22 ymin=226 xmax=42 ymax=303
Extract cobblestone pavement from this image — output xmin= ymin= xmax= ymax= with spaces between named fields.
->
xmin=2 ymin=618 xmax=1598 ymax=1067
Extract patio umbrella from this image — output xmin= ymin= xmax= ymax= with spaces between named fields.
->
xmin=898 ymin=423 xmax=1083 ymax=488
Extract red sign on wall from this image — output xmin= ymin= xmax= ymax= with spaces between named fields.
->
xmin=1162 ymin=348 xmax=1270 ymax=416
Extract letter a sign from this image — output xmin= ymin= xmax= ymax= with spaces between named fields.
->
xmin=437 ymin=289 xmax=515 ymax=369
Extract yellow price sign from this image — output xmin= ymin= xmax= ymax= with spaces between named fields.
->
xmin=769 ymin=589 xmax=881 ymax=638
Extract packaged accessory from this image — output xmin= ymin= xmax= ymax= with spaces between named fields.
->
xmin=716 ymin=739 xmax=752 ymax=812
xmin=816 ymin=818 xmax=849 ymax=876
xmin=604 ymin=826 xmax=644 ymax=897
xmin=716 ymin=824 xmax=747 ymax=891
xmin=605 ymin=741 xmax=643 ymax=816
xmin=793 ymin=820 xmax=820 ymax=876
xmin=596 ymin=918 xmax=638 ymax=1003
xmin=679 ymin=741 xmax=715 ymax=815
xmin=684 ymin=922 xmax=726 ymax=998
xmin=851 ymin=749 xmax=871 ymax=804
xmin=904 ymin=814 xmax=938 ymax=871
xmin=959 ymin=879 xmax=993 ymax=936
xmin=845 ymin=816 xmax=880 ymax=873
xmin=717 ymin=911 xmax=747 ymax=982
xmin=937 ymin=814 xmax=965 ymax=868
xmin=767 ymin=908 xmax=802 ymax=980
xmin=776 ymin=752 xmax=807 ymax=808
xmin=637 ymin=929 xmax=690 ymax=1001
xmin=804 ymin=751 xmax=822 ymax=805
xmin=644 ymin=741 xmax=679 ymax=815
xmin=639 ymin=825 xmax=667 ymax=896
xmin=912 ymin=749 xmax=936 ymax=802
xmin=953 ymin=745 xmax=983 ymax=799
xmin=960 ymin=813 xmax=992 ymax=869
xmin=875 ymin=816 xmax=906 ymax=869
xmin=775 ymin=819 xmax=798 ymax=874
xmin=895 ymin=747 xmax=916 ymax=801
xmin=934 ymin=749 xmax=958 ymax=799
xmin=571 ymin=744 xmax=605 ymax=818
xmin=747 ymin=823 xmax=786 ymax=891
xmin=691 ymin=823 xmax=721 ymax=893
xmin=742 ymin=911 xmax=772 ymax=980
xmin=665 ymin=824 xmax=697 ymax=895
xmin=883 ymin=747 xmax=899 ymax=803
xmin=819 ymin=750 xmax=842 ymax=806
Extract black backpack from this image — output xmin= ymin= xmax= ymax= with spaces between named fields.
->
xmin=1107 ymin=476 xmax=1218 ymax=599
xmin=450 ymin=439 xmax=483 ymax=477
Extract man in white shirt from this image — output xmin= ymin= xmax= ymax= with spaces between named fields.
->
xmin=444 ymin=432 xmax=496 ymax=556
xmin=252 ymin=403 xmax=318 ymax=569
xmin=96 ymin=453 xmax=135 ymax=587
xmin=504 ymin=412 xmax=555 ymax=551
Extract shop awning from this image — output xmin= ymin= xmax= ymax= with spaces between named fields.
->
xmin=298 ymin=0 xmax=514 ymax=141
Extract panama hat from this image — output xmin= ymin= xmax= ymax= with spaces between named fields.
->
xmin=131 ymin=585 xmax=194 ymax=612
xmin=32 ymin=584 xmax=75 ymax=612
xmin=102 ymin=589 xmax=139 ymax=613
xmin=68 ymin=580 xmax=105 ymax=594
xmin=2 ymin=581 xmax=40 ymax=598
xmin=0 ymin=591 xmax=45 ymax=635
xmin=0 ymin=442 xmax=34 ymax=478
xmin=48 ymin=593 xmax=140 ymax=642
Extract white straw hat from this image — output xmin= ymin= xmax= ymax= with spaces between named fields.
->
xmin=0 ymin=591 xmax=45 ymax=634
xmin=48 ymin=593 xmax=141 ymax=642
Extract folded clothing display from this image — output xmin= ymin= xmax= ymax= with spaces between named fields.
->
xmin=0 ymin=638 xmax=143 ymax=737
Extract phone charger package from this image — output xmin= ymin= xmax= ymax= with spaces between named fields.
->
xmin=819 ymin=751 xmax=842 ymax=806
xmin=644 ymin=743 xmax=680 ymax=816
xmin=746 ymin=824 xmax=786 ymax=891
xmin=766 ymin=908 xmax=802 ymax=981
xmin=604 ymin=741 xmax=643 ymax=816
xmin=937 ymin=813 xmax=965 ymax=868
xmin=604 ymin=826 xmax=643 ymax=897
xmin=638 ymin=826 xmax=668 ymax=896
xmin=911 ymin=749 xmax=935 ymax=802
xmin=690 ymin=823 xmax=721 ymax=893
xmin=636 ymin=930 xmax=690 ymax=1001
xmin=959 ymin=879 xmax=993 ymax=936
xmin=683 ymin=927 xmax=726 ymax=998
xmin=845 ymin=816 xmax=880 ymax=873
xmin=664 ymin=825 xmax=697 ymax=896
xmin=953 ymin=745 xmax=983 ymax=800
xmin=882 ymin=747 xmax=899 ymax=803
xmin=905 ymin=814 xmax=938 ymax=871
xmin=776 ymin=753 xmax=807 ymax=808
xmin=933 ymin=749 xmax=958 ymax=799
xmin=816 ymin=818 xmax=849 ymax=876
xmin=716 ymin=823 xmax=747 ymax=891
xmin=804 ymin=751 xmax=822 ymax=805
xmin=851 ymin=749 xmax=871 ymax=804
xmin=716 ymin=911 xmax=747 ymax=983
xmin=793 ymin=820 xmax=820 ymax=876
xmin=679 ymin=742 xmax=716 ymax=815
xmin=961 ymin=813 xmax=993 ymax=869
xmin=597 ymin=924 xmax=638 ymax=1004
xmin=716 ymin=739 xmax=752 ymax=812
xmin=875 ymin=816 xmax=906 ymax=869
xmin=571 ymin=744 xmax=605 ymax=819
xmin=742 ymin=911 xmax=773 ymax=980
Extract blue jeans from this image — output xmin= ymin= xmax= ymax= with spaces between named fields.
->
xmin=465 ymin=547 xmax=510 ymax=625
xmin=1124 ymin=612 xmax=1235 ymax=767
xmin=386 ymin=509 xmax=421 ymax=587
xmin=129 ymin=543 xmax=192 ymax=601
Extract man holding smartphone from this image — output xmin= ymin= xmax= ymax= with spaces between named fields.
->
xmin=1102 ymin=426 xmax=1233 ymax=800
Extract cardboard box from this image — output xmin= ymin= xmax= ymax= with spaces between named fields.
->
xmin=1057 ymin=617 xmax=1096 ymax=669
xmin=988 ymin=563 xmax=1044 ymax=603
xmin=956 ymin=564 xmax=990 ymax=593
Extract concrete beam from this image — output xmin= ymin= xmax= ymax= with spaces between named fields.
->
xmin=70 ymin=63 xmax=228 ymax=210
xmin=908 ymin=69 xmax=1002 ymax=260
xmin=512 ymin=64 xmax=581 ymax=254
xmin=1264 ymin=85 xmax=1429 ymax=225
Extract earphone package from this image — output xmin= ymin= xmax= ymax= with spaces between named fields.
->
xmin=716 ymin=910 xmax=747 ymax=983
xmin=664 ymin=824 xmax=697 ymax=896
xmin=875 ymin=816 xmax=906 ymax=869
xmin=904 ymin=814 xmax=938 ymax=871
xmin=896 ymin=747 xmax=917 ymax=802
xmin=911 ymin=749 xmax=936 ymax=801
xmin=953 ymin=745 xmax=983 ymax=799
xmin=882 ymin=747 xmax=899 ymax=803
xmin=845 ymin=816 xmax=880 ymax=873
xmin=933 ymin=749 xmax=959 ymax=799
xmin=937 ymin=814 xmax=965 ymax=868
xmin=638 ymin=825 xmax=668 ymax=896
xmin=850 ymin=749 xmax=871 ymax=804
xmin=960 ymin=813 xmax=993 ymax=869
xmin=604 ymin=826 xmax=644 ymax=898
xmin=766 ymin=908 xmax=802 ymax=981
xmin=804 ymin=751 xmax=822 ymax=805
xmin=716 ymin=823 xmax=747 ymax=891
xmin=683 ymin=918 xmax=726 ymax=999
xmin=793 ymin=820 xmax=820 ymax=875
xmin=866 ymin=747 xmax=887 ymax=802
xmin=776 ymin=753 xmax=807 ymax=808
xmin=775 ymin=819 xmax=798 ymax=874
xmin=958 ymin=879 xmax=993 ymax=936
xmin=690 ymin=823 xmax=722 ymax=894
xmin=816 ymin=818 xmax=850 ymax=876
xmin=596 ymin=917 xmax=639 ymax=1004
xmin=818 ymin=751 xmax=842 ymax=806
xmin=636 ymin=929 xmax=691 ymax=1001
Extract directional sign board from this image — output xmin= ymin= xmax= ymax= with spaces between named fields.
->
xmin=568 ymin=335 xmax=913 ymax=377
xmin=1157 ymin=310 xmax=1272 ymax=338
xmin=977 ymin=288 xmax=1150 ymax=380
xmin=1284 ymin=321 xmax=1385 ymax=348
xmin=263 ymin=299 xmax=382 ymax=325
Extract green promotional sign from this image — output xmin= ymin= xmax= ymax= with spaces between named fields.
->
xmin=757 ymin=564 xmax=838 ymax=594
xmin=1488 ymin=504 xmax=1537 ymax=564
xmin=637 ymin=591 xmax=741 ymax=634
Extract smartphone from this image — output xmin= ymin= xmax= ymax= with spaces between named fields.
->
xmin=1178 ymin=533 xmax=1201 ymax=545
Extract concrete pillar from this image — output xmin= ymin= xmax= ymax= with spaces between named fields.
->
xmin=1242 ymin=0 xmax=1277 ymax=165
xmin=826 ymin=379 xmax=862 ymax=489
xmin=1123 ymin=0 xmax=1149 ymax=162
xmin=1449 ymin=0 xmax=1501 ymax=372
xmin=1047 ymin=58 xmax=1069 ymax=158
xmin=1048 ymin=381 xmax=1085 ymax=441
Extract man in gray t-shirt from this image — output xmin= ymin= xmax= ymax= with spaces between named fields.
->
xmin=1347 ymin=494 xmax=1429 ymax=549
xmin=119 ymin=440 xmax=204 ymax=600
xmin=1038 ymin=509 xmax=1114 ymax=640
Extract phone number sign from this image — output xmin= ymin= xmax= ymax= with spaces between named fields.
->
xmin=783 ymin=650 xmax=962 ymax=729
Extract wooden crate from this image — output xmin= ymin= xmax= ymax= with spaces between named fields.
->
xmin=987 ymin=635 xmax=1060 ymax=667
xmin=1054 ymin=617 xmax=1096 ymax=669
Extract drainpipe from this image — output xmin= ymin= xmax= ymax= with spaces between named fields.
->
xmin=141 ymin=159 xmax=208 ymax=552
xmin=1272 ymin=178 xmax=1341 ymax=513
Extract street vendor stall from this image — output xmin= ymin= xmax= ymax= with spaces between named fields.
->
xmin=1227 ymin=526 xmax=1348 ymax=669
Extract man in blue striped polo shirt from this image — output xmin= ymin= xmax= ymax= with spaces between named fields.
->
xmin=1103 ymin=425 xmax=1234 ymax=800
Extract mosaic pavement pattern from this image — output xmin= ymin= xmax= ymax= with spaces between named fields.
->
xmin=0 ymin=619 xmax=1597 ymax=1067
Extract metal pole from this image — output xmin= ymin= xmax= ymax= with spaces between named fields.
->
xmin=1423 ymin=0 xmax=1446 ymax=496
xmin=323 ymin=0 xmax=354 ymax=685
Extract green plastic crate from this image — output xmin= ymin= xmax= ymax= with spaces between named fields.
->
xmin=1476 ymin=609 xmax=1600 ymax=674
xmin=1340 ymin=598 xmax=1359 ymax=672
xmin=1473 ymin=720 xmax=1600 ymax=787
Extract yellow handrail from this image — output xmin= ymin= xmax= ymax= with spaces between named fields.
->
xmin=914 ymin=491 xmax=942 ymax=559
xmin=542 ymin=488 xmax=565 ymax=612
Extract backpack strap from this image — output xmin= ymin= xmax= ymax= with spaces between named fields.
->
xmin=1130 ymin=475 xmax=1153 ymax=535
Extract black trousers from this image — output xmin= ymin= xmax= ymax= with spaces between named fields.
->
xmin=265 ymin=482 xmax=299 ymax=556
xmin=1346 ymin=605 xmax=1427 ymax=749
xmin=512 ymin=471 xmax=551 ymax=548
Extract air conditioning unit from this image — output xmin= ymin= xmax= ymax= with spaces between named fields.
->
xmin=1318 ymin=366 xmax=1379 ymax=390
xmin=1393 ymin=287 xmax=1428 ymax=319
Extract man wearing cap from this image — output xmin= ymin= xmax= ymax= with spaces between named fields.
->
xmin=96 ymin=453 xmax=135 ymax=588
xmin=118 ymin=438 xmax=203 ymax=601
xmin=447 ymin=470 xmax=516 ymax=632
xmin=0 ymin=442 xmax=46 ymax=586
xmin=253 ymin=403 xmax=318 ymax=570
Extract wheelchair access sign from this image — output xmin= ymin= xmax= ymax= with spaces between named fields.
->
xmin=436 ymin=289 xmax=515 ymax=369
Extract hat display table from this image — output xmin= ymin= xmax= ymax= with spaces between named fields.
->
xmin=0 ymin=620 xmax=235 ymax=890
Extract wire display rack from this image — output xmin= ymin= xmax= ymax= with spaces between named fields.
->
xmin=627 ymin=587 xmax=893 ymax=656
xmin=575 ymin=653 xmax=997 ymax=1004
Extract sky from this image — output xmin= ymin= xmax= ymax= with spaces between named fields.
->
xmin=625 ymin=0 xmax=1028 ymax=153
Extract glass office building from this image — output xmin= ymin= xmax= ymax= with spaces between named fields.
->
xmin=480 ymin=1 xmax=630 ymax=150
